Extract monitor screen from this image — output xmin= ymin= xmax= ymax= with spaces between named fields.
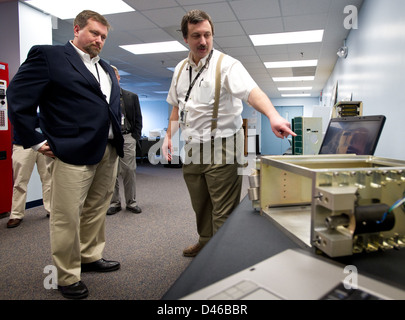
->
xmin=319 ymin=115 xmax=386 ymax=155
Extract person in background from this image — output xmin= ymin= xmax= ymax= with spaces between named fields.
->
xmin=163 ymin=10 xmax=296 ymax=257
xmin=7 ymin=10 xmax=124 ymax=299
xmin=107 ymin=66 xmax=143 ymax=215
xmin=6 ymin=124 xmax=52 ymax=228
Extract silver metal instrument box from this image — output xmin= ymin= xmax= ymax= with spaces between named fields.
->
xmin=259 ymin=155 xmax=405 ymax=257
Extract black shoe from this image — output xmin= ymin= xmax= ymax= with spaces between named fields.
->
xmin=58 ymin=281 xmax=88 ymax=299
xmin=126 ymin=205 xmax=142 ymax=214
xmin=81 ymin=258 xmax=120 ymax=273
xmin=107 ymin=206 xmax=121 ymax=215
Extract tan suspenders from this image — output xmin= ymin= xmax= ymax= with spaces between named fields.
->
xmin=176 ymin=59 xmax=188 ymax=85
xmin=176 ymin=52 xmax=226 ymax=132
xmin=211 ymin=53 xmax=225 ymax=132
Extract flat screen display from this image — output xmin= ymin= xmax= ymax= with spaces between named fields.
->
xmin=319 ymin=115 xmax=386 ymax=155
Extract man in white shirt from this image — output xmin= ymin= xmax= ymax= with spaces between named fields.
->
xmin=163 ymin=10 xmax=296 ymax=257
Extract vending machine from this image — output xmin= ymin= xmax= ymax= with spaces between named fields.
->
xmin=0 ymin=62 xmax=13 ymax=215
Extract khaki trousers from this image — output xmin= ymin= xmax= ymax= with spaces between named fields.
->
xmin=182 ymin=130 xmax=243 ymax=247
xmin=49 ymin=143 xmax=118 ymax=286
xmin=10 ymin=144 xmax=52 ymax=219
xmin=110 ymin=133 xmax=137 ymax=207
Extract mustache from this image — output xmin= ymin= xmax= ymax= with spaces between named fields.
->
xmin=85 ymin=43 xmax=101 ymax=52
xmin=197 ymin=45 xmax=207 ymax=50
xmin=90 ymin=43 xmax=101 ymax=50
xmin=83 ymin=43 xmax=102 ymax=58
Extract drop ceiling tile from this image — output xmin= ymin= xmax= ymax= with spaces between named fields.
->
xmin=240 ymin=17 xmax=284 ymax=35
xmin=125 ymin=0 xmax=179 ymax=11
xmin=214 ymin=21 xmax=245 ymax=37
xmin=176 ymin=0 xmax=222 ymax=5
xmin=223 ymin=46 xmax=257 ymax=57
xmin=215 ymin=35 xmax=252 ymax=48
xmin=229 ymin=0 xmax=281 ymax=20
xmin=105 ymin=11 xmax=155 ymax=31
xmin=126 ymin=27 xmax=176 ymax=43
xmin=280 ymin=0 xmax=332 ymax=16
xmin=183 ymin=2 xmax=237 ymax=22
xmin=283 ymin=13 xmax=329 ymax=31
xmin=141 ymin=7 xmax=187 ymax=28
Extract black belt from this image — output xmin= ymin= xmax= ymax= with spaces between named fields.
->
xmin=121 ymin=130 xmax=131 ymax=135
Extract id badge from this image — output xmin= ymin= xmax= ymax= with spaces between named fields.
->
xmin=179 ymin=108 xmax=186 ymax=124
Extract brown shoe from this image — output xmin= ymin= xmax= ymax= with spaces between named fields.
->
xmin=7 ymin=219 xmax=22 ymax=228
xmin=183 ymin=243 xmax=203 ymax=257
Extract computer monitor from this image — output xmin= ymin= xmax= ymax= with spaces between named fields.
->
xmin=318 ymin=115 xmax=386 ymax=155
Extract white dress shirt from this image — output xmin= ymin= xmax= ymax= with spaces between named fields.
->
xmin=70 ymin=41 xmax=114 ymax=139
xmin=167 ymin=49 xmax=257 ymax=144
xmin=70 ymin=41 xmax=112 ymax=102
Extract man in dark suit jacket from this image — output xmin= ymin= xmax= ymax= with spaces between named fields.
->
xmin=7 ymin=10 xmax=124 ymax=300
xmin=107 ymin=66 xmax=143 ymax=215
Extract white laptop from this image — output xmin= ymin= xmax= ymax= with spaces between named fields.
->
xmin=181 ymin=249 xmax=405 ymax=300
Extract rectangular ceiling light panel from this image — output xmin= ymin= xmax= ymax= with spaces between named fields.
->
xmin=265 ymin=60 xmax=318 ymax=68
xmin=278 ymin=87 xmax=313 ymax=91
xmin=25 ymin=0 xmax=135 ymax=20
xmin=250 ymin=30 xmax=324 ymax=46
xmin=120 ymin=41 xmax=188 ymax=55
xmin=282 ymin=94 xmax=311 ymax=97
xmin=273 ymin=76 xmax=315 ymax=82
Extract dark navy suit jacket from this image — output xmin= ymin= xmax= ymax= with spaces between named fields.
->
xmin=121 ymin=88 xmax=142 ymax=142
xmin=7 ymin=42 xmax=124 ymax=165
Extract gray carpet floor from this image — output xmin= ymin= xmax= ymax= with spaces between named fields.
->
xmin=0 ymin=162 xmax=248 ymax=300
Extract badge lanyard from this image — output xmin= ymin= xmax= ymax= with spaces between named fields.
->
xmin=180 ymin=50 xmax=213 ymax=123
xmin=184 ymin=50 xmax=213 ymax=103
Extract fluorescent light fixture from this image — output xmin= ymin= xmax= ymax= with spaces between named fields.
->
xmin=282 ymin=94 xmax=311 ymax=97
xmin=278 ymin=87 xmax=312 ymax=91
xmin=25 ymin=0 xmax=135 ymax=20
xmin=265 ymin=60 xmax=318 ymax=69
xmin=167 ymin=67 xmax=176 ymax=72
xmin=250 ymin=30 xmax=324 ymax=46
xmin=120 ymin=41 xmax=188 ymax=55
xmin=273 ymin=76 xmax=315 ymax=82
xmin=154 ymin=91 xmax=169 ymax=94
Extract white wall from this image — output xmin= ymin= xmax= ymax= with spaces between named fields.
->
xmin=19 ymin=2 xmax=52 ymax=63
xmin=271 ymin=97 xmax=320 ymax=117
xmin=242 ymin=97 xmax=319 ymax=128
xmin=19 ymin=2 xmax=52 ymax=203
xmin=322 ymin=0 xmax=405 ymax=160
xmin=137 ymin=99 xmax=169 ymax=137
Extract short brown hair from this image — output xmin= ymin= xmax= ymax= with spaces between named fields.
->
xmin=74 ymin=10 xmax=111 ymax=31
xmin=181 ymin=10 xmax=214 ymax=38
